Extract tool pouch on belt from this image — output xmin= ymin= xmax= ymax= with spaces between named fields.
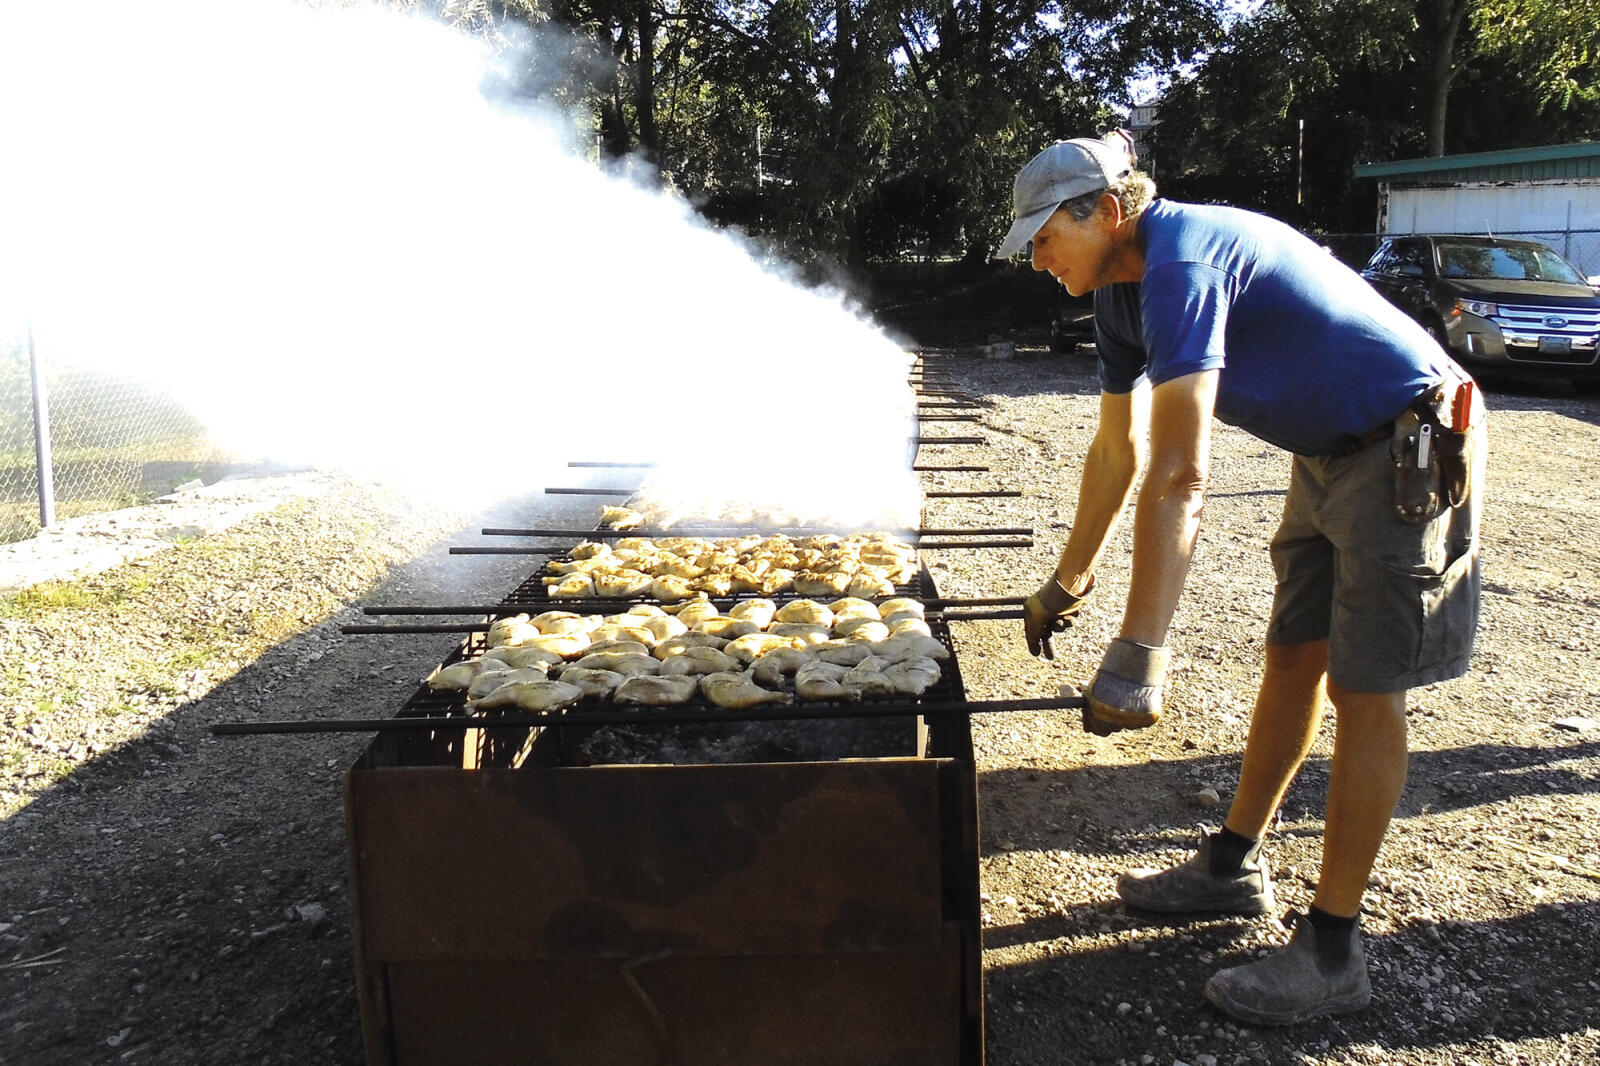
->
xmin=1390 ymin=409 xmax=1443 ymax=524
xmin=1392 ymin=378 xmax=1478 ymax=523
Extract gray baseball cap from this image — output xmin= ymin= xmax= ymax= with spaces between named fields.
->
xmin=995 ymin=137 xmax=1134 ymax=259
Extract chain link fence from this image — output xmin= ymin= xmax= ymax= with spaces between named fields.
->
xmin=1316 ymin=229 xmax=1600 ymax=276
xmin=0 ymin=336 xmax=233 ymax=544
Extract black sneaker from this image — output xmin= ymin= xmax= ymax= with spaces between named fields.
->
xmin=1116 ymin=830 xmax=1276 ymax=915
xmin=1204 ymin=913 xmax=1372 ymax=1025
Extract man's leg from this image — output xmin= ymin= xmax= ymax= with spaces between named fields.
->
xmin=1313 ymin=683 xmax=1409 ymax=916
xmin=1116 ymin=639 xmax=1328 ymax=914
xmin=1224 ymin=639 xmax=1330 ymax=840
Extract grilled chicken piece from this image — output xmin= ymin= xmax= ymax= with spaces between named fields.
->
xmin=569 ymin=540 xmax=611 ymax=560
xmin=565 ymin=651 xmax=660 ymax=675
xmin=729 ymin=565 xmax=768 ymax=593
xmin=877 ymin=597 xmax=925 ymax=621
xmin=467 ymin=664 xmax=540 ymax=700
xmin=495 ymin=632 xmax=591 ymax=659
xmin=694 ymin=617 xmax=761 ymax=640
xmin=660 ymin=646 xmax=744 ymax=676
xmin=530 ymin=611 xmax=587 ymax=636
xmin=885 ymin=656 xmax=941 ymax=696
xmin=558 ymin=668 xmax=626 ymax=700
xmin=587 ymin=624 xmax=655 ymax=647
xmin=887 ymin=617 xmax=933 ymax=638
xmin=750 ymin=647 xmax=813 ymax=687
xmin=812 ymin=640 xmax=876 ymax=667
xmin=642 ymin=614 xmax=689 ymax=643
xmin=614 ymin=537 xmax=657 ymax=552
xmin=469 ymin=679 xmax=585 ymax=713
xmin=840 ymin=655 xmax=897 ymax=698
xmin=425 ymin=658 xmax=490 ymax=691
xmin=871 ymin=633 xmax=951 ymax=663
xmin=652 ymin=555 xmax=706 ymax=580
xmin=482 ymin=645 xmax=565 ymax=671
xmin=486 ymin=614 xmax=530 ymax=644
xmin=833 ymin=616 xmax=888 ymax=639
xmin=548 ymin=573 xmax=596 ymax=598
xmin=774 ymin=599 xmax=834 ymax=627
xmin=593 ymin=569 xmax=654 ymax=598
xmin=650 ymin=575 xmax=696 ymax=602
xmin=827 ymin=598 xmax=881 ymax=622
xmin=767 ymin=622 xmax=832 ymax=645
xmin=794 ymin=570 xmax=855 ymax=597
xmin=795 ymin=659 xmax=851 ymax=701
xmin=614 ymin=674 xmax=699 ymax=705
xmin=726 ymin=598 xmax=777 ymax=629
xmin=839 ymin=620 xmax=890 ymax=644
xmin=547 ymin=556 xmax=610 ymax=575
xmin=582 ymin=639 xmax=652 ymax=658
xmin=673 ymin=599 xmax=721 ymax=627
xmin=848 ymin=570 xmax=897 ymax=599
xmin=723 ymin=633 xmax=806 ymax=665
xmin=619 ymin=604 xmax=668 ymax=619
xmin=693 ymin=572 xmax=734 ymax=597
xmin=657 ymin=537 xmax=711 ymax=557
xmin=601 ymin=506 xmax=644 ymax=530
xmin=759 ymin=568 xmax=796 ymax=595
xmin=653 ymin=632 xmax=732 ymax=659
xmin=700 ymin=671 xmax=791 ymax=709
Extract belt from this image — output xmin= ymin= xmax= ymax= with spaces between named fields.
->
xmin=1328 ymin=377 xmax=1448 ymax=458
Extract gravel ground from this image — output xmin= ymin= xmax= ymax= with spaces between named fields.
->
xmin=1 ymin=351 xmax=1598 ymax=1064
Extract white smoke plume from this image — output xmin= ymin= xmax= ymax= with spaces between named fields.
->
xmin=0 ymin=0 xmax=920 ymax=530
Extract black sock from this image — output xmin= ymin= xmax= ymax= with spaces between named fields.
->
xmin=1207 ymin=827 xmax=1260 ymax=876
xmin=1305 ymin=905 xmax=1358 ymax=970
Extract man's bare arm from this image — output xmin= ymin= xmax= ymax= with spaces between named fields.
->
xmin=1120 ymin=369 xmax=1219 ymax=645
xmin=1054 ymin=387 xmax=1149 ymax=594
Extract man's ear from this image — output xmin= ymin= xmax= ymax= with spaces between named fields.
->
xmin=1099 ymin=191 xmax=1124 ymax=225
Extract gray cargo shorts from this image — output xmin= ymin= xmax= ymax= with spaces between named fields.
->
xmin=1266 ymin=420 xmax=1486 ymax=693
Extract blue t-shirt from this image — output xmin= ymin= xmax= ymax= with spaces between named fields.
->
xmin=1094 ymin=199 xmax=1449 ymax=456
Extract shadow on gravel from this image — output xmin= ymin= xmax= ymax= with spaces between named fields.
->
xmin=0 ymin=496 xmax=589 ymax=1064
xmin=983 ymin=899 xmax=1600 ymax=1063
xmin=979 ymin=739 xmax=1600 ymax=855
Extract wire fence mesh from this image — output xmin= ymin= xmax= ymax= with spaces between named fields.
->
xmin=0 ymin=337 xmax=232 ymax=545
xmin=1317 ymin=228 xmax=1600 ymax=275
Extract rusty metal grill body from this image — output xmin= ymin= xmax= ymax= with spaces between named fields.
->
xmin=345 ymin=559 xmax=985 ymax=1065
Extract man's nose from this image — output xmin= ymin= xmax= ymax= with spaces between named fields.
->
xmin=1030 ymin=244 xmax=1046 ymax=271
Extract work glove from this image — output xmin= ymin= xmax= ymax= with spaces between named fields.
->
xmin=1022 ymin=574 xmax=1093 ymax=660
xmin=1083 ymin=638 xmax=1170 ymax=735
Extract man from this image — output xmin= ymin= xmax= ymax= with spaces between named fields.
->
xmin=999 ymin=135 xmax=1485 ymax=1026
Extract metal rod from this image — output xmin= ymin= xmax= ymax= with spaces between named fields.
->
xmin=342 ymin=622 xmax=491 ymax=634
xmin=568 ymin=461 xmax=656 ymax=468
xmin=476 ymin=526 xmax=1032 ymax=539
xmin=361 ymin=594 xmax=1029 ymax=616
xmin=914 ymin=436 xmax=984 ymax=445
xmin=926 ymin=490 xmax=1021 ymax=499
xmin=28 ymin=318 xmax=55 ymax=529
xmin=212 ymin=696 xmax=1088 ymax=736
xmin=917 ymin=414 xmax=982 ymax=422
xmin=449 ymin=536 xmax=1027 ymax=555
xmin=544 ymin=487 xmax=631 ymax=496
xmin=913 ymin=465 xmax=990 ymax=473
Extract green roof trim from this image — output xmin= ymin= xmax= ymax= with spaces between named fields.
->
xmin=1354 ymin=142 xmax=1600 ymax=183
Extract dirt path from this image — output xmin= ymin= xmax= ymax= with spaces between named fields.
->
xmin=1 ymin=353 xmax=1597 ymax=1064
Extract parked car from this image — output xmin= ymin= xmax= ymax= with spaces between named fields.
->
xmin=1360 ymin=234 xmax=1600 ymax=388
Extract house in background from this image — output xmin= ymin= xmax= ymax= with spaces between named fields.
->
xmin=1126 ymin=98 xmax=1160 ymax=176
xmin=1354 ymin=142 xmax=1600 ymax=275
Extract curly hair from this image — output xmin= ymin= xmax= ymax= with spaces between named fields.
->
xmin=1056 ymin=170 xmax=1157 ymax=223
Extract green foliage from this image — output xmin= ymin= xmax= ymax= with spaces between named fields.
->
xmin=1155 ymin=0 xmax=1600 ymax=232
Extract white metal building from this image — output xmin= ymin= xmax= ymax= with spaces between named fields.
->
xmin=1354 ymin=142 xmax=1600 ymax=275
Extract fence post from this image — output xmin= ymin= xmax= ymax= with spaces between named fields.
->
xmin=28 ymin=318 xmax=56 ymax=529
